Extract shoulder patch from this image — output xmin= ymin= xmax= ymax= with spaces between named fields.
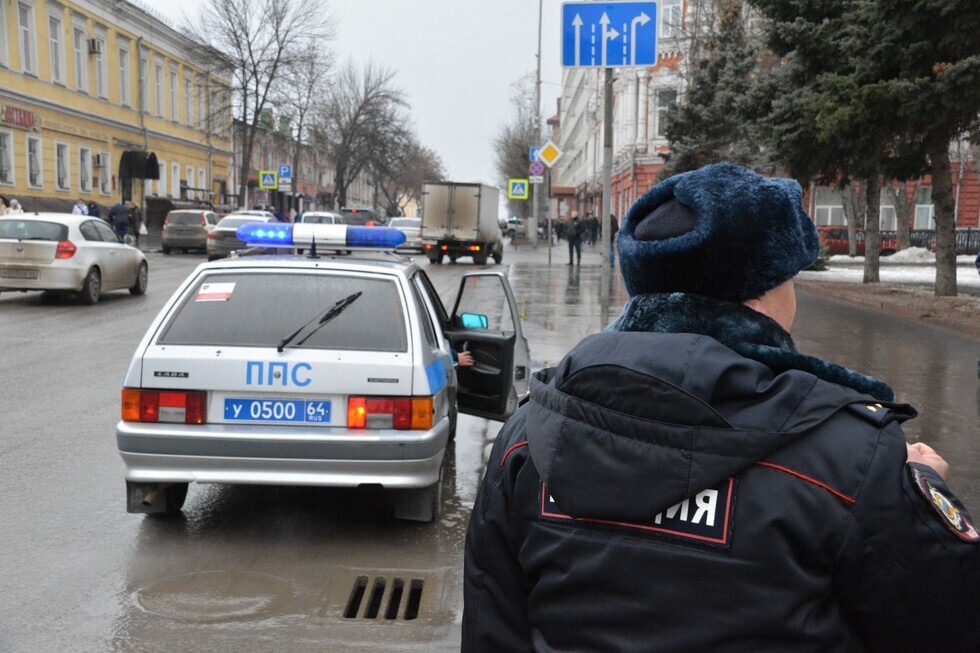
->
xmin=539 ymin=479 xmax=736 ymax=550
xmin=909 ymin=465 xmax=979 ymax=543
xmin=846 ymin=400 xmax=917 ymax=426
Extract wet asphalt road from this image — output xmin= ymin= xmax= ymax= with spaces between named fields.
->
xmin=1 ymin=241 xmax=977 ymax=652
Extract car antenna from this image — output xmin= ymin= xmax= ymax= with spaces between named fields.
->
xmin=307 ymin=233 xmax=320 ymax=259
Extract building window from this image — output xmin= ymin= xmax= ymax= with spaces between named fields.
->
xmin=139 ymin=54 xmax=149 ymax=112
xmin=48 ymin=14 xmax=64 ymax=84
xmin=154 ymin=60 xmax=163 ymax=116
xmin=18 ymin=3 xmax=37 ymax=75
xmin=0 ymin=130 xmax=13 ymax=185
xmin=118 ymin=46 xmax=130 ymax=106
xmin=654 ymin=88 xmax=677 ymax=138
xmin=661 ymin=0 xmax=682 ymax=38
xmin=157 ymin=160 xmax=166 ymax=196
xmin=198 ymin=78 xmax=205 ymax=129
xmin=170 ymin=67 xmax=178 ymax=121
xmin=99 ymin=150 xmax=110 ymax=194
xmin=27 ymin=135 xmax=42 ymax=188
xmin=55 ymin=141 xmax=70 ymax=191
xmin=185 ymin=74 xmax=192 ymax=125
xmin=220 ymin=90 xmax=229 ymax=136
xmin=73 ymin=26 xmax=87 ymax=91
xmin=79 ymin=146 xmax=91 ymax=192
xmin=879 ymin=206 xmax=897 ymax=231
xmin=171 ymin=162 xmax=180 ymax=197
xmin=198 ymin=168 xmax=206 ymax=200
xmin=94 ymin=33 xmax=107 ymax=97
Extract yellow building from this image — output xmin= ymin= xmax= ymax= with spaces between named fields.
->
xmin=0 ymin=0 xmax=232 ymax=223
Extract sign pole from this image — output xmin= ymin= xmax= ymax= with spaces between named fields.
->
xmin=547 ymin=167 xmax=553 ymax=265
xmin=600 ymin=67 xmax=613 ymax=328
xmin=531 ymin=0 xmax=543 ymax=249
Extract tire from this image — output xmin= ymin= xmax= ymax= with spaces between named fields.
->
xmin=130 ymin=261 xmax=148 ymax=295
xmin=393 ymin=468 xmax=442 ymax=523
xmin=428 ymin=254 xmax=442 ymax=264
xmin=492 ymin=247 xmax=503 ymax=264
xmin=881 ymin=249 xmax=895 ymax=257
xmin=79 ymin=268 xmax=101 ymax=305
xmin=448 ymin=407 xmax=458 ymax=443
xmin=473 ymin=254 xmax=488 ymax=265
xmin=162 ymin=246 xmax=171 ymax=255
xmin=507 ymin=229 xmax=516 ymax=239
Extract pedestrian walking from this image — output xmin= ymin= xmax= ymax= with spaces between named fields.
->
xmin=586 ymin=214 xmax=598 ymax=246
xmin=87 ymin=201 xmax=101 ymax=219
xmin=72 ymin=198 xmax=88 ymax=215
xmin=127 ymin=202 xmax=142 ymax=246
xmin=565 ymin=212 xmax=582 ymax=265
xmin=108 ymin=200 xmax=130 ymax=239
xmin=463 ymin=163 xmax=980 ymax=652
xmin=0 ymin=195 xmax=9 ymax=215
xmin=608 ymin=212 xmax=619 ymax=266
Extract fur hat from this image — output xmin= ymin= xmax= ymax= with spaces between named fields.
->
xmin=618 ymin=163 xmax=820 ymax=302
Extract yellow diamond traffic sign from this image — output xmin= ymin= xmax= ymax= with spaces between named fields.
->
xmin=536 ymin=141 xmax=563 ymax=168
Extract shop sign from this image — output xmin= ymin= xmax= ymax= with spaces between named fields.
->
xmin=1 ymin=105 xmax=42 ymax=131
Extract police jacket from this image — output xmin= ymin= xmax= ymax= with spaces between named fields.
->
xmin=463 ymin=293 xmax=980 ymax=653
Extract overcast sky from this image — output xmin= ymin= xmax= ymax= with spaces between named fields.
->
xmin=155 ymin=0 xmax=564 ymax=188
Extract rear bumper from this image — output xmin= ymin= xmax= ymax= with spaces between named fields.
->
xmin=116 ymin=418 xmax=449 ymax=488
xmin=0 ymin=264 xmax=85 ymax=291
xmin=163 ymin=235 xmax=207 ymax=249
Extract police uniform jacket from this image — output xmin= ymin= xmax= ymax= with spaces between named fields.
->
xmin=463 ymin=293 xmax=980 ymax=653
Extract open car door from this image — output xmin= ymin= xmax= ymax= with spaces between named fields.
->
xmin=445 ymin=271 xmax=531 ymax=421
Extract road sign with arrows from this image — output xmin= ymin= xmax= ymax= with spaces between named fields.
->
xmin=561 ymin=2 xmax=658 ymax=68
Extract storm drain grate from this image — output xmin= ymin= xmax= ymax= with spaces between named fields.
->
xmin=343 ymin=575 xmax=424 ymax=621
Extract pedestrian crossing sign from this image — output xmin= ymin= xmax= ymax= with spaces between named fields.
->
xmin=259 ymin=170 xmax=278 ymax=190
xmin=508 ymin=179 xmax=529 ymax=200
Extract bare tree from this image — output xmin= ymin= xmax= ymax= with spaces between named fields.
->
xmin=274 ymin=41 xmax=335 ymax=211
xmin=373 ymin=141 xmax=446 ymax=216
xmin=888 ymin=178 xmax=922 ymax=251
xmin=187 ymin=0 xmax=335 ymax=207
xmin=315 ymin=61 xmax=409 ymax=209
xmin=493 ymin=81 xmax=538 ymax=220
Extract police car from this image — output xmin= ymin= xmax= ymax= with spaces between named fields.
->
xmin=116 ymin=223 xmax=531 ymax=522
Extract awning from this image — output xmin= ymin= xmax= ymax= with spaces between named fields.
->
xmin=118 ymin=151 xmax=160 ymax=180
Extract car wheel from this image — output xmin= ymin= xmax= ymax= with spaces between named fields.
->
xmin=881 ymin=249 xmax=895 ymax=256
xmin=162 ymin=246 xmax=171 ymax=255
xmin=79 ymin=268 xmax=101 ymax=305
xmin=492 ymin=248 xmax=503 ymax=264
xmin=448 ymin=407 xmax=457 ymax=443
xmin=507 ymin=229 xmax=516 ymax=239
xmin=428 ymin=254 xmax=442 ymax=264
xmin=130 ymin=261 xmax=148 ymax=295
xmin=393 ymin=467 xmax=442 ymax=523
xmin=473 ymin=254 xmax=488 ymax=265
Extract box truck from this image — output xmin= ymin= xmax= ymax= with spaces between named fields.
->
xmin=421 ymin=182 xmax=503 ymax=265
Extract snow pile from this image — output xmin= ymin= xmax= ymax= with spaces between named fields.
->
xmin=827 ymin=248 xmax=976 ymax=265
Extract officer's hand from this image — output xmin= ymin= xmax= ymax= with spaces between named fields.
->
xmin=457 ymin=351 xmax=475 ymax=367
xmin=907 ymin=442 xmax=949 ymax=480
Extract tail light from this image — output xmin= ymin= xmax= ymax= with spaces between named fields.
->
xmin=122 ymin=388 xmax=206 ymax=424
xmin=468 ymin=245 xmax=481 ymax=252
xmin=347 ymin=396 xmax=433 ymax=430
xmin=55 ymin=240 xmax=77 ymax=259
xmin=208 ymin=231 xmax=217 ymax=239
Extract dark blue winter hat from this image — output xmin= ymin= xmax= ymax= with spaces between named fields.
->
xmin=618 ymin=163 xmax=820 ymax=302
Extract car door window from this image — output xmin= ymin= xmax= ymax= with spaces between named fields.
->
xmin=410 ymin=275 xmax=440 ymax=349
xmin=94 ymin=220 xmax=120 ymax=243
xmin=80 ymin=221 xmax=102 ymax=241
xmin=417 ymin=270 xmax=449 ymax=329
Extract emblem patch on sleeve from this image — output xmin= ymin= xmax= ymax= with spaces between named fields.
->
xmin=539 ymin=478 xmax=736 ymax=549
xmin=909 ymin=465 xmax=979 ymax=543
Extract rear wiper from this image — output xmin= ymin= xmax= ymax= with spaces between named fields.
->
xmin=277 ymin=291 xmax=363 ymax=353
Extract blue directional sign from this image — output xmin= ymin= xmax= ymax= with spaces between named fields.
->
xmin=529 ymin=147 xmax=541 ymax=162
xmin=562 ymin=1 xmax=658 ymax=68
xmin=279 ymin=164 xmax=292 ymax=179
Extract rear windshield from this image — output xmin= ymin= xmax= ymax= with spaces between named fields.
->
xmin=217 ymin=217 xmax=265 ymax=229
xmin=167 ymin=212 xmax=202 ymax=225
xmin=158 ymin=271 xmax=408 ymax=352
xmin=390 ymin=218 xmax=421 ymax=229
xmin=302 ymin=214 xmax=337 ymax=224
xmin=0 ymin=219 xmax=69 ymax=241
xmin=341 ymin=211 xmax=374 ymax=226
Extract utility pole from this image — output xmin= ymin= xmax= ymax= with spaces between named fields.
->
xmin=600 ymin=67 xmax=613 ymax=328
xmin=531 ymin=0 xmax=543 ymax=248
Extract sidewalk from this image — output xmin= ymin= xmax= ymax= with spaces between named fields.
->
xmin=501 ymin=238 xmax=980 ymax=341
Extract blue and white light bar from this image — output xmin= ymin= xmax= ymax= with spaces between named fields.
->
xmin=236 ymin=223 xmax=406 ymax=249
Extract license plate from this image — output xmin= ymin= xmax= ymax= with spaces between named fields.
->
xmin=224 ymin=398 xmax=331 ymax=423
xmin=0 ymin=268 xmax=39 ymax=279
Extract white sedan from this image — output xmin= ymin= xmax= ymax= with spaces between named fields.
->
xmin=0 ymin=213 xmax=148 ymax=304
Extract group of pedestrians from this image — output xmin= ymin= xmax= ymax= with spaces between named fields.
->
xmin=0 ymin=195 xmax=24 ymax=214
xmin=564 ymin=211 xmax=619 ymax=266
xmin=463 ymin=162 xmax=980 ymax=651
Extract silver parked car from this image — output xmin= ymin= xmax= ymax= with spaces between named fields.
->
xmin=206 ymin=215 xmax=276 ymax=260
xmin=161 ymin=209 xmax=219 ymax=254
xmin=299 ymin=211 xmax=344 ymax=225
xmin=0 ymin=213 xmax=148 ymax=304
xmin=388 ymin=217 xmax=423 ymax=253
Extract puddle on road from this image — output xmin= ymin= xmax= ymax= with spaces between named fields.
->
xmin=135 ymin=570 xmax=295 ymax=623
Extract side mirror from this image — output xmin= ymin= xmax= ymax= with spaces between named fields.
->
xmin=460 ymin=312 xmax=489 ymax=330
xmin=123 ymin=235 xmax=136 ymax=246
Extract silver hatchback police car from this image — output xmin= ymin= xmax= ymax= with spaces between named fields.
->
xmin=116 ymin=223 xmax=530 ymax=522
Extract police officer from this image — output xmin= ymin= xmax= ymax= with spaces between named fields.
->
xmin=463 ymin=163 xmax=980 ymax=652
